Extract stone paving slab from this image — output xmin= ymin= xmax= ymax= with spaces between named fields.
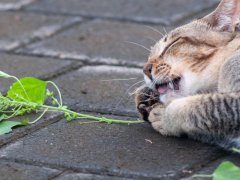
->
xmin=1 ymin=0 xmax=25 ymax=3
xmin=20 ymin=20 xmax=168 ymax=66
xmin=26 ymin=0 xmax=217 ymax=25
xmin=56 ymin=172 xmax=130 ymax=180
xmin=0 ymin=53 xmax=78 ymax=93
xmin=0 ymin=0 xmax=35 ymax=11
xmin=0 ymin=0 xmax=236 ymax=179
xmin=0 ymin=112 xmax=61 ymax=147
xmin=182 ymin=154 xmax=240 ymax=180
xmin=51 ymin=65 xmax=143 ymax=116
xmin=0 ymin=160 xmax=61 ymax=180
xmin=0 ymin=115 xmax=224 ymax=179
xmin=0 ymin=11 xmax=80 ymax=51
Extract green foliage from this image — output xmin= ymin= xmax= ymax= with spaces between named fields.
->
xmin=212 ymin=161 xmax=240 ymax=180
xmin=8 ymin=77 xmax=47 ymax=104
xmin=233 ymin=148 xmax=240 ymax=153
xmin=0 ymin=121 xmax=22 ymax=135
xmin=193 ymin=152 xmax=240 ymax=180
xmin=0 ymin=71 xmax=12 ymax=78
xmin=0 ymin=71 xmax=144 ymax=135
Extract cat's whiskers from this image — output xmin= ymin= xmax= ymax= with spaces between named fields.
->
xmin=145 ymin=36 xmax=158 ymax=43
xmin=125 ymin=41 xmax=151 ymax=52
xmin=100 ymin=77 xmax=138 ymax=82
xmin=152 ymin=73 xmax=162 ymax=89
xmin=163 ymin=27 xmax=168 ymax=36
xmin=129 ymin=90 xmax=151 ymax=97
xmin=151 ymin=79 xmax=157 ymax=90
xmin=100 ymin=77 xmax=143 ymax=99
xmin=112 ymin=80 xmax=145 ymax=113
xmin=144 ymin=25 xmax=165 ymax=37
xmin=127 ymin=80 xmax=145 ymax=95
xmin=128 ymin=81 xmax=146 ymax=96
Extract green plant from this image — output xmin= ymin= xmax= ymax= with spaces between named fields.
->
xmin=193 ymin=148 xmax=240 ymax=180
xmin=0 ymin=71 xmax=144 ymax=135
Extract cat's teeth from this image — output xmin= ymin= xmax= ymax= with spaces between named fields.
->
xmin=169 ymin=82 xmax=174 ymax=89
xmin=160 ymin=94 xmax=167 ymax=104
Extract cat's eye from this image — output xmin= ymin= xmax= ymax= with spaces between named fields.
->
xmin=160 ymin=37 xmax=181 ymax=57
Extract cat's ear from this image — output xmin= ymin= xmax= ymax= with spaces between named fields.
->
xmin=202 ymin=0 xmax=240 ymax=32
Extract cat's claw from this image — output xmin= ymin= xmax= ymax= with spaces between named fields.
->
xmin=137 ymin=103 xmax=153 ymax=121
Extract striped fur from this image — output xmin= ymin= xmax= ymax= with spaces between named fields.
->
xmin=135 ymin=0 xmax=240 ymax=150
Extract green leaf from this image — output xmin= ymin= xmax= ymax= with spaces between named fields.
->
xmin=20 ymin=119 xmax=30 ymax=125
xmin=233 ymin=148 xmax=240 ymax=153
xmin=0 ymin=71 xmax=12 ymax=78
xmin=0 ymin=121 xmax=22 ymax=135
xmin=0 ymin=114 xmax=7 ymax=122
xmin=7 ymin=77 xmax=47 ymax=105
xmin=213 ymin=161 xmax=240 ymax=180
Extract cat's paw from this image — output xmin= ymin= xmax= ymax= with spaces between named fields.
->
xmin=135 ymin=86 xmax=160 ymax=121
xmin=148 ymin=104 xmax=169 ymax=135
xmin=148 ymin=101 xmax=183 ymax=136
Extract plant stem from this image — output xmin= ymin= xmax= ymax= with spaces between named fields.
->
xmin=29 ymin=108 xmax=48 ymax=124
xmin=233 ymin=148 xmax=240 ymax=153
xmin=192 ymin=174 xmax=213 ymax=178
xmin=10 ymin=76 xmax=30 ymax=101
xmin=0 ymin=97 xmax=144 ymax=125
xmin=47 ymin=81 xmax=63 ymax=106
xmin=5 ymin=105 xmax=22 ymax=119
xmin=43 ymin=105 xmax=144 ymax=124
xmin=79 ymin=121 xmax=100 ymax=125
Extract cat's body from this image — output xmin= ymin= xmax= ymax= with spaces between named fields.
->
xmin=135 ymin=0 xmax=240 ymax=150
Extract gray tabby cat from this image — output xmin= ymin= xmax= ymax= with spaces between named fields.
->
xmin=135 ymin=0 xmax=240 ymax=150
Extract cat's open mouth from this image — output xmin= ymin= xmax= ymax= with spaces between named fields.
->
xmin=155 ymin=77 xmax=181 ymax=94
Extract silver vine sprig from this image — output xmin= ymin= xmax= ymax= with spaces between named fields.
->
xmin=0 ymin=71 xmax=144 ymax=135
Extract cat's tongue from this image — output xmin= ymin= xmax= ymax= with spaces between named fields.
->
xmin=158 ymin=85 xmax=169 ymax=94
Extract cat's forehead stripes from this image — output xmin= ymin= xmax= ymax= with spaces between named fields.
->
xmin=150 ymin=25 xmax=203 ymax=60
xmin=187 ymin=47 xmax=218 ymax=72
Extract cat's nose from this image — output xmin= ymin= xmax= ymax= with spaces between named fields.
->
xmin=143 ymin=63 xmax=153 ymax=80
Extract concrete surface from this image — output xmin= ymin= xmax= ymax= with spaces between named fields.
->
xmin=0 ymin=0 xmax=239 ymax=179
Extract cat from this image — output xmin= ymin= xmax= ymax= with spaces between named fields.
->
xmin=135 ymin=0 xmax=240 ymax=150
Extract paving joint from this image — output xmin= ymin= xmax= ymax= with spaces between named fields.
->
xmin=39 ymin=61 xmax=83 ymax=81
xmin=48 ymin=170 xmax=67 ymax=180
xmin=0 ymin=108 xmax=139 ymax=149
xmin=6 ymin=16 xmax=82 ymax=53
xmin=0 ymin=156 xmax=178 ymax=179
xmin=20 ymin=8 xmax=175 ymax=26
xmin=0 ymin=53 xmax=82 ymax=97
xmin=0 ymin=0 xmax=35 ymax=11
xmin=0 ymin=113 xmax=62 ymax=148
xmin=21 ymin=2 xmax=219 ymax=27
xmin=0 ymin=158 xmax=65 ymax=173
xmin=177 ymin=151 xmax=227 ymax=179
xmin=13 ymin=50 xmax=144 ymax=69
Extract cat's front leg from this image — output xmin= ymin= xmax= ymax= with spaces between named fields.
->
xmin=135 ymin=86 xmax=190 ymax=136
xmin=135 ymin=86 xmax=185 ymax=136
xmin=148 ymin=98 xmax=189 ymax=137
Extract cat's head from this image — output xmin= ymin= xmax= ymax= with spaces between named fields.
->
xmin=144 ymin=0 xmax=240 ymax=104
